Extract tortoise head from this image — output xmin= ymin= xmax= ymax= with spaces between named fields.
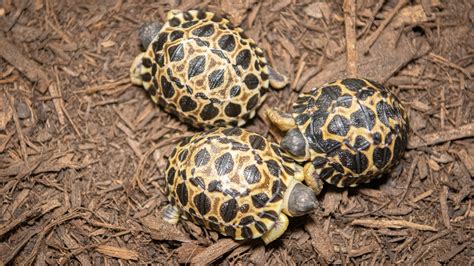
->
xmin=130 ymin=22 xmax=162 ymax=86
xmin=138 ymin=22 xmax=162 ymax=49
xmin=284 ymin=182 xmax=318 ymax=217
xmin=280 ymin=128 xmax=310 ymax=161
xmin=266 ymin=108 xmax=310 ymax=161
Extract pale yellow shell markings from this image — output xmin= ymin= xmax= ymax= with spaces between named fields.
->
xmin=164 ymin=127 xmax=299 ymax=241
xmin=131 ymin=10 xmax=288 ymax=129
xmin=292 ymin=78 xmax=409 ymax=188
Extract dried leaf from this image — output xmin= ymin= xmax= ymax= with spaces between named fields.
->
xmin=305 ymin=215 xmax=335 ymax=263
xmin=304 ymin=2 xmax=330 ymax=19
xmin=95 ymin=245 xmax=139 ymax=261
xmin=410 ymin=110 xmax=427 ymax=131
xmin=456 ymin=149 xmax=474 ymax=177
xmin=270 ymin=0 xmax=291 ymax=12
xmin=280 ymin=37 xmax=299 ymax=58
xmin=249 ymin=245 xmax=265 ymax=264
xmin=382 ymin=205 xmax=413 ymax=216
xmin=0 ymin=132 xmax=13 ymax=153
xmin=417 ymin=156 xmax=429 ymax=179
xmin=392 ymin=5 xmax=433 ymax=28
xmin=220 ymin=0 xmax=256 ymax=25
xmin=175 ymin=242 xmax=206 ymax=263
xmin=0 ymin=93 xmax=13 ymax=130
xmin=321 ymin=190 xmax=342 ymax=215
xmin=100 ymin=40 xmax=116 ymax=48
xmin=410 ymin=99 xmax=431 ymax=112
xmin=190 ymin=239 xmax=241 ymax=264
xmin=141 ymin=215 xmax=191 ymax=242
xmin=427 ymin=159 xmax=441 ymax=171
xmin=430 ymin=153 xmax=454 ymax=164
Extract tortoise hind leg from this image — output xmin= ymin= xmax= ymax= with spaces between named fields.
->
xmin=261 ymin=213 xmax=289 ymax=245
xmin=130 ymin=53 xmax=145 ymax=86
xmin=266 ymin=108 xmax=296 ymax=132
xmin=163 ymin=204 xmax=182 ymax=224
xmin=267 ymin=66 xmax=288 ymax=89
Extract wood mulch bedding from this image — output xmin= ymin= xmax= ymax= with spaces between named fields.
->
xmin=0 ymin=0 xmax=472 ymax=264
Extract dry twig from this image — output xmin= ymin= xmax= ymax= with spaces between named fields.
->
xmin=397 ymin=156 xmax=419 ymax=205
xmin=0 ymin=199 xmax=61 ymax=237
xmin=351 ymin=218 xmax=437 ymax=231
xmin=74 ymin=77 xmax=130 ymax=94
xmin=362 ymin=0 xmax=407 ymax=54
xmin=190 ymin=239 xmax=242 ymax=264
xmin=408 ymin=123 xmax=474 ymax=148
xmin=343 ymin=0 xmax=358 ymax=76
xmin=6 ymin=93 xmax=28 ymax=164
xmin=305 ymin=215 xmax=336 ymax=263
xmin=0 ymin=36 xmax=49 ymax=93
xmin=438 ymin=243 xmax=470 ymax=263
xmin=20 ymin=212 xmax=82 ymax=265
xmin=439 ymin=174 xmax=451 ymax=229
xmin=95 ymin=245 xmax=139 ymax=261
xmin=428 ymin=53 xmax=471 ymax=79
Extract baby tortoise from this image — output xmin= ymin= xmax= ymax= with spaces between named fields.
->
xmin=164 ymin=127 xmax=318 ymax=244
xmin=130 ymin=10 xmax=288 ymax=129
xmin=267 ymin=78 xmax=409 ymax=194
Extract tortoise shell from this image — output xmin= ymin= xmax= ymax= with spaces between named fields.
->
xmin=165 ymin=127 xmax=297 ymax=240
xmin=135 ymin=10 xmax=274 ymax=128
xmin=292 ymin=78 xmax=409 ymax=187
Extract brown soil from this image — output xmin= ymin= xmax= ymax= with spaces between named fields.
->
xmin=0 ymin=0 xmax=472 ymax=265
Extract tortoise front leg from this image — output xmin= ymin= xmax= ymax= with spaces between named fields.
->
xmin=303 ymin=162 xmax=324 ymax=195
xmin=266 ymin=108 xmax=296 ymax=132
xmin=261 ymin=213 xmax=289 ymax=245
